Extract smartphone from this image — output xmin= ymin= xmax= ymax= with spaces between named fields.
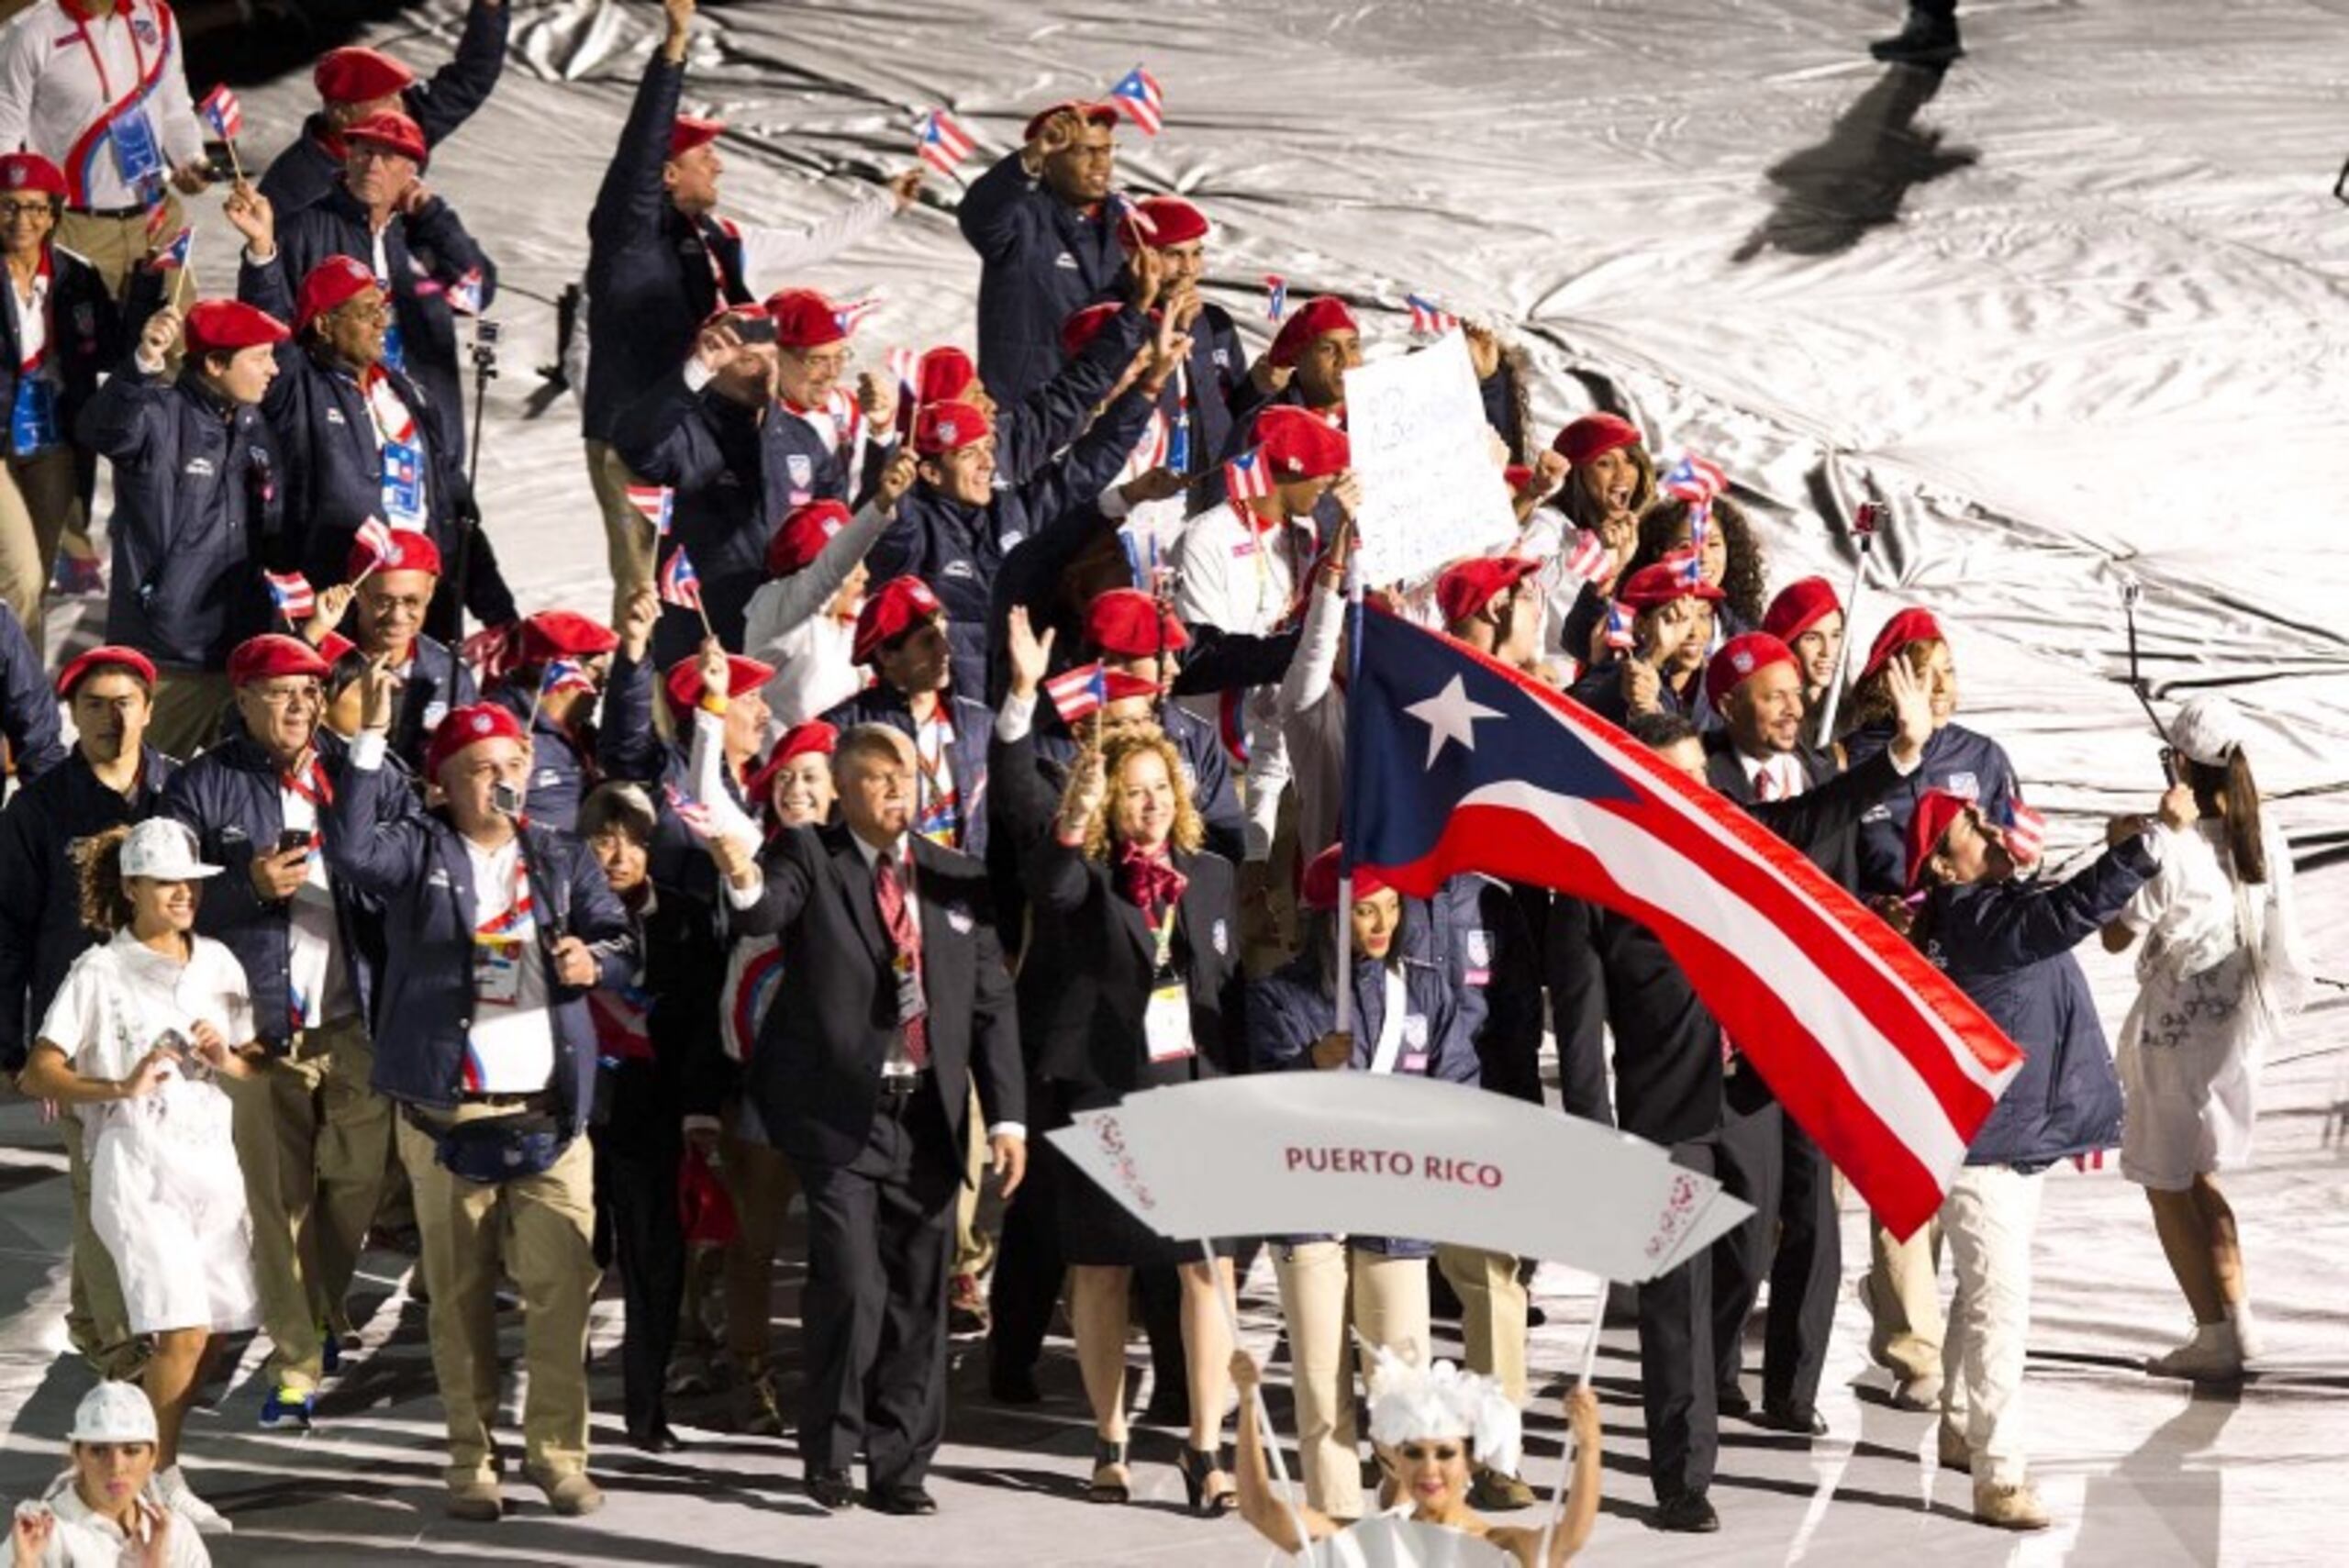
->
xmin=277 ymin=828 xmax=312 ymax=856
xmin=2159 ymin=746 xmax=2179 ymax=785
xmin=491 ymin=781 xmax=523 ymax=817
xmin=732 ymin=315 xmax=778 ymax=346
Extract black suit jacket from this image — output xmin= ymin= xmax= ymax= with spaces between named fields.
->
xmin=1703 ymin=741 xmax=1854 ymax=889
xmin=732 ymin=824 xmax=1023 ymax=1171
xmin=1556 ymin=748 xmax=1906 ymax=1145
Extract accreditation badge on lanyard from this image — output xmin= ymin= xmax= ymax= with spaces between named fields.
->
xmin=1142 ymin=908 xmax=1194 ymax=1064
xmin=381 ymin=439 xmax=425 ymax=528
xmin=473 ymin=863 xmax=532 ymax=1008
xmin=76 ymin=12 xmax=167 ymax=203
xmin=9 ymin=378 xmax=60 ymax=456
xmin=893 ymin=947 xmax=927 ymax=1026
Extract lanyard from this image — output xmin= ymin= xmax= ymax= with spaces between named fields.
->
xmin=280 ymin=754 xmax=331 ymax=809
xmin=913 ymin=711 xmax=955 ymax=816
xmin=362 ymin=366 xmax=416 ymax=446
xmin=70 ymin=6 xmax=148 ymax=107
xmin=475 ymin=843 xmax=534 ymax=937
xmin=1149 ymin=902 xmax=1178 ymax=977
xmin=1232 ymin=499 xmax=1297 ymax=624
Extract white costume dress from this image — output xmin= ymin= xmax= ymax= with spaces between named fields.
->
xmin=20 ymin=1472 xmax=212 ymax=1566
xmin=1292 ymin=1505 xmax=1516 ymax=1567
xmin=35 ymin=931 xmax=260 ymax=1336
xmin=2116 ymin=817 xmax=2310 ymax=1190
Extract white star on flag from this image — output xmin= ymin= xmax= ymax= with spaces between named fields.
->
xmin=1403 ymin=675 xmax=1503 ymax=769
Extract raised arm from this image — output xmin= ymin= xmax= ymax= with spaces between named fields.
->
xmin=407 ymin=0 xmax=513 ymax=145
xmin=590 ymin=0 xmax=692 ymax=244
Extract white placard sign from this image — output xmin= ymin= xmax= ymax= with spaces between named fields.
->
xmin=1345 ymin=330 xmax=1519 ymax=588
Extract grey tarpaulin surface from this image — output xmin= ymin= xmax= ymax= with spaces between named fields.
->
xmin=12 ymin=0 xmax=2347 ymax=1562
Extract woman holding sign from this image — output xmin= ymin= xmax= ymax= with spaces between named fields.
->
xmin=1021 ymin=723 xmax=1245 ymax=1515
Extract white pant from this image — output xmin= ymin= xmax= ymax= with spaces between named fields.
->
xmin=1271 ymin=1243 xmax=1431 ymax=1518
xmin=1939 ymin=1165 xmax=2043 ymax=1485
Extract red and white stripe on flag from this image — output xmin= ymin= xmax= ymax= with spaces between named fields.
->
xmin=1564 ymin=528 xmax=1609 ymax=584
xmin=1110 ymin=67 xmax=1164 ymax=135
xmin=1224 ymin=450 xmax=1275 ymax=502
xmin=918 ymin=108 xmax=976 ymax=174
xmin=2005 ymin=802 xmax=2047 ymax=862
xmin=1044 ymin=661 xmax=1109 ymax=725
xmin=626 ymin=484 xmax=674 ymax=535
xmin=353 ymin=515 xmax=399 ymax=565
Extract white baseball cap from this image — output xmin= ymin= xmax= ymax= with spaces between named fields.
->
xmin=118 ymin=819 xmax=223 ymax=883
xmin=68 ymin=1382 xmax=159 ymax=1445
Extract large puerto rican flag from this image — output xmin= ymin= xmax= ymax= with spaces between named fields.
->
xmin=1343 ymin=606 xmax=2021 ymax=1238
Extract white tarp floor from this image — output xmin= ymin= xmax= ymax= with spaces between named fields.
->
xmin=7 ymin=0 xmax=2346 ymax=1562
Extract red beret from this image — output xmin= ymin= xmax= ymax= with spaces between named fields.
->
xmin=1436 ymin=556 xmax=1539 ymax=628
xmin=916 ymin=346 xmax=976 ymax=407
xmin=852 ymin=575 xmax=944 ymax=664
xmin=1021 ymin=99 xmax=1122 ymax=143
xmin=1085 ymin=588 xmax=1187 ymax=658
xmin=766 ymin=499 xmax=853 ymax=578
xmin=1300 ymin=845 xmax=1393 ymax=914
xmin=347 ymin=526 xmax=439 ymax=581
xmin=663 ymin=651 xmax=776 ymax=718
xmin=1905 ymin=788 xmax=1974 ymax=891
xmin=915 ymin=400 xmax=992 ymax=457
xmin=746 ymin=719 xmax=840 ymax=803
xmin=517 ymin=610 xmax=618 ymax=664
xmin=1762 ymin=575 xmax=1842 ymax=644
xmin=183 ymin=299 xmax=289 ymax=358
xmin=1254 ymin=405 xmax=1350 ymax=482
xmin=425 ymin=702 xmax=526 ymax=781
xmin=1117 ymin=194 xmax=1208 ymax=250
xmin=342 ymin=111 xmax=428 ymax=170
xmin=764 ymin=288 xmax=848 ymax=350
xmin=0 ymin=154 xmax=65 ymax=199
xmin=1703 ymin=631 xmax=1800 ymax=708
xmin=1552 ymin=412 xmax=1642 ymax=467
xmin=55 ymin=644 xmax=156 ymax=698
xmin=1266 ymin=296 xmax=1359 ymax=369
xmin=668 ymin=115 xmax=724 ymax=160
xmin=1861 ymin=607 xmax=1947 ymax=684
xmin=313 ymin=46 xmax=414 ymax=106
xmin=1615 ymin=551 xmax=1726 ymax=611
xmin=1059 ymin=301 xmax=1128 ymax=359
xmin=228 ymin=634 xmax=330 ymax=685
xmin=295 ymin=254 xmax=382 ymax=332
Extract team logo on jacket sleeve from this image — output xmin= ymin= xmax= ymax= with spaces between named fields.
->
xmin=1211 ymin=917 xmax=1229 ymax=956
xmin=946 ymin=904 xmax=974 ymax=935
xmin=1945 ymin=771 xmax=1980 ymax=799
xmin=787 ymin=454 xmax=813 ymax=488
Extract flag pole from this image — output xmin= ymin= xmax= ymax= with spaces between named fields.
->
xmin=1808 ymin=517 xmax=1876 ymax=745
xmin=1197 ymin=1238 xmax=1320 ymax=1564
xmin=1331 ymin=557 xmax=1365 ymax=1037
xmin=1532 ymin=1295 xmax=1610 ymax=1567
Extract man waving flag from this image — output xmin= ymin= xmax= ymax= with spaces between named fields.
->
xmin=1342 ymin=606 xmax=2021 ymax=1237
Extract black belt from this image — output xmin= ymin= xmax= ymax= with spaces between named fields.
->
xmin=66 ymin=202 xmax=151 ymax=220
xmin=877 ymin=1073 xmax=928 ymax=1103
xmin=455 ymin=1091 xmax=554 ymax=1112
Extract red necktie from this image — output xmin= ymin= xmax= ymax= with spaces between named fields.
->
xmin=1755 ymin=767 xmax=1782 ymax=801
xmin=873 ymin=853 xmax=929 ymax=1069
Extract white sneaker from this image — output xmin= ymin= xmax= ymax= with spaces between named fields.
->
xmin=157 ymin=1465 xmax=233 ymax=1535
xmin=1890 ymin=1373 xmax=1943 ymax=1411
xmin=1973 ymin=1479 xmax=2051 ymax=1530
xmin=2226 ymin=1302 xmax=2265 ymax=1362
xmin=2145 ymin=1323 xmax=2244 ymax=1382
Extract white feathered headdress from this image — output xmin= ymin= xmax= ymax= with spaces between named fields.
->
xmin=1363 ymin=1342 xmax=1523 ymax=1478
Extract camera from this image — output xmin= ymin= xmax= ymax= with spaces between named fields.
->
xmin=492 ymin=781 xmax=523 ymax=817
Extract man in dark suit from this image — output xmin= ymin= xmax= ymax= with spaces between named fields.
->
xmin=1552 ymin=653 xmax=1932 ymax=1533
xmin=1700 ymin=634 xmax=1854 ymax=1440
xmin=719 ymin=722 xmax=1026 ymax=1515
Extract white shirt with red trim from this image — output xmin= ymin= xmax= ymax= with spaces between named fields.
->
xmin=462 ymin=835 xmax=556 ymax=1095
xmin=0 ymin=0 xmax=204 ymax=209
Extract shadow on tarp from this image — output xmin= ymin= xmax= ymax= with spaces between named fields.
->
xmin=1731 ymin=65 xmax=1980 ymax=262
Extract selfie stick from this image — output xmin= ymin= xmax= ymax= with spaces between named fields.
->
xmin=2120 ymin=579 xmax=2180 ymax=782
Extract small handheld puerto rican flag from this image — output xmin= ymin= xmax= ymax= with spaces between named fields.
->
xmin=1109 ymin=65 xmax=1164 ymax=135
xmin=1604 ymin=599 xmax=1636 ymax=651
xmin=2004 ymin=802 xmax=2047 ymax=862
xmin=1108 ymin=190 xmax=1156 ymax=241
xmin=1661 ymin=453 xmax=1729 ymax=505
xmin=1675 ymin=550 xmax=1707 ymax=590
xmin=447 ymin=266 xmax=485 ymax=317
xmin=663 ymin=783 xmax=719 ymax=840
xmin=1044 ymin=661 xmax=1110 ymax=725
xmin=540 ymin=658 xmax=596 ymax=699
xmin=1224 ymin=448 xmax=1274 ymax=502
xmin=626 ymin=484 xmax=674 ymax=537
xmin=198 ymin=83 xmax=243 ymax=142
xmin=658 ymin=546 xmax=704 ymax=611
xmin=885 ymin=346 xmax=918 ymax=399
xmin=833 ymin=296 xmax=879 ymax=336
xmin=149 ymin=226 xmax=193 ymax=272
xmin=264 ymin=570 xmax=315 ymax=622
xmin=1564 ymin=528 xmax=1609 ymax=584
xmin=1405 ymin=294 xmax=1459 ymax=336
xmin=917 ymin=107 xmax=975 ymax=175
xmin=1264 ymin=274 xmax=1287 ymax=321
xmin=353 ymin=515 xmax=399 ymax=566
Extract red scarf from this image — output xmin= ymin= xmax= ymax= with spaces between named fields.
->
xmin=1117 ymin=840 xmax=1186 ymax=923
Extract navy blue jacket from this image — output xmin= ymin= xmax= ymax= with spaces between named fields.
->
xmin=1920 ymin=834 xmax=2152 ymax=1169
xmin=0 ymin=243 xmax=137 ymax=463
xmin=583 ymin=54 xmax=752 ymax=444
xmin=1846 ymin=720 xmax=2020 ymax=897
xmin=158 ymin=731 xmax=406 ymax=1051
xmin=870 ymin=379 xmax=1155 ymax=701
xmin=1415 ymin=874 xmax=1549 ymax=1110
xmin=0 ymin=744 xmax=174 ymax=1071
xmin=609 ymin=365 xmax=852 ymax=663
xmin=323 ymin=750 xmax=637 ymax=1137
xmin=0 ymin=601 xmax=61 ymax=780
xmin=83 ymin=362 xmax=279 ymax=670
xmin=484 ymin=681 xmax=596 ymax=835
xmin=1249 ymin=941 xmax=1479 ymax=1257
xmin=273 ymin=184 xmax=497 ymax=464
xmin=594 ymin=651 xmax=757 ymax=898
xmin=257 ymin=0 xmax=511 ymax=216
xmin=957 ymin=150 xmax=1130 ymax=406
xmin=374 ymin=632 xmax=473 ymax=776
xmin=989 ymin=308 xmax=1148 ymax=487
xmin=239 ymin=255 xmax=518 ymax=629
xmin=818 ymin=684 xmax=993 ymax=861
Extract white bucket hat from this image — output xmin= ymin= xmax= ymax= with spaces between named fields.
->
xmin=68 ymin=1382 xmax=159 ymax=1445
xmin=118 ymin=818 xmax=223 ymax=883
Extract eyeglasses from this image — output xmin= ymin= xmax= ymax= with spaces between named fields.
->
xmin=0 ymin=201 xmax=52 ymax=220
xmin=791 ymin=349 xmax=854 ymax=375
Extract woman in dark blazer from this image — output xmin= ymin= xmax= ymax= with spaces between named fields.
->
xmin=1021 ymin=721 xmax=1245 ymax=1517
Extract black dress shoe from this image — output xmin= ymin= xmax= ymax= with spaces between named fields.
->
xmin=1716 ymin=1384 xmax=1753 ymax=1419
xmin=1755 ymin=1399 xmax=1829 ymax=1437
xmin=1868 ymin=8 xmax=1963 ymax=66
xmin=1653 ymin=1491 xmax=1720 ymax=1533
xmin=869 ymin=1484 xmax=938 ymax=1517
xmin=804 ymin=1470 xmax=857 ymax=1511
xmin=988 ymin=1364 xmax=1041 ymax=1406
xmin=628 ymin=1424 xmax=685 ymax=1454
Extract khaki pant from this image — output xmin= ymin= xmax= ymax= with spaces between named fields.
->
xmin=584 ymin=439 xmax=655 ymax=628
xmin=1272 ymin=1242 xmax=1431 ymax=1518
xmin=1939 ymin=1168 xmax=2042 ymax=1485
xmin=1436 ymin=1245 xmax=1528 ymax=1407
xmin=145 ymin=671 xmax=233 ymax=761
xmin=228 ymin=1015 xmax=384 ymax=1392
xmin=0 ymin=448 xmax=83 ymax=642
xmin=58 ymin=1115 xmax=141 ymax=1380
xmin=719 ymin=1122 xmax=796 ymax=1366
xmin=1867 ymin=1214 xmax=1946 ymax=1382
xmin=397 ymin=1109 xmax=599 ymax=1484
xmin=952 ymin=1086 xmax=998 ymax=1283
